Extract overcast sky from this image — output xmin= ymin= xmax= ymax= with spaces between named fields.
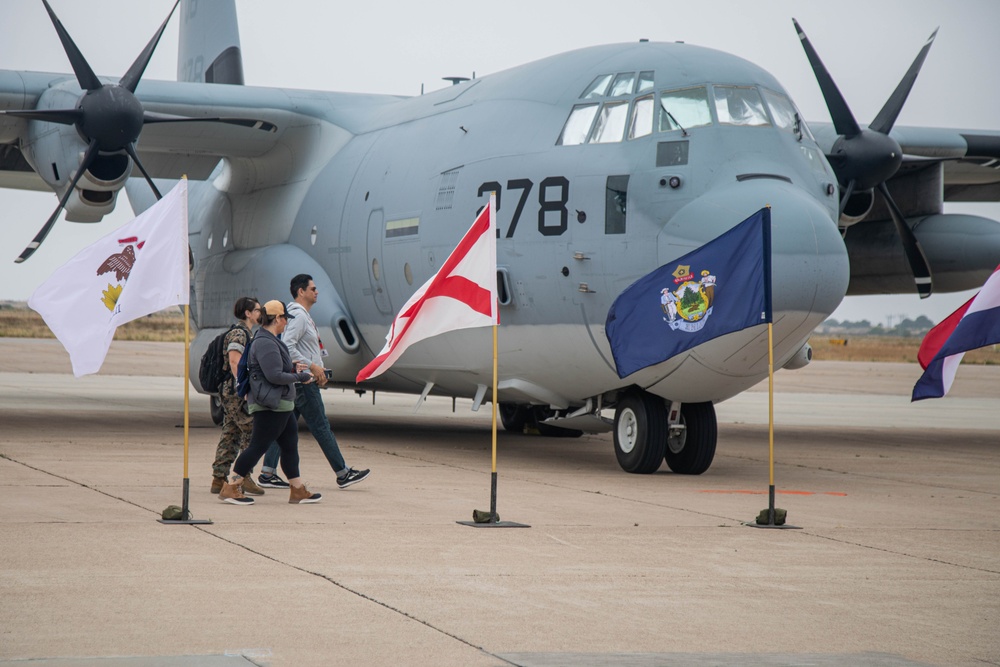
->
xmin=1 ymin=0 xmax=998 ymax=325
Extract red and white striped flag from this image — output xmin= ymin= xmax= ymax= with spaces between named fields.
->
xmin=357 ymin=195 xmax=498 ymax=382
xmin=912 ymin=263 xmax=1000 ymax=400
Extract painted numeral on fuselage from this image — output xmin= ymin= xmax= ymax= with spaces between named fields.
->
xmin=477 ymin=177 xmax=569 ymax=238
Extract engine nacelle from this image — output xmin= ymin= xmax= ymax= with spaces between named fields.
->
xmin=845 ymin=212 xmax=1000 ymax=294
xmin=19 ymin=87 xmax=131 ymax=222
xmin=838 ymin=188 xmax=874 ymax=227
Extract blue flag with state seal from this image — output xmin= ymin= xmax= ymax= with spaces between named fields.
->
xmin=605 ymin=207 xmax=772 ymax=379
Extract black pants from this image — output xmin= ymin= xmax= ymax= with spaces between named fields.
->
xmin=233 ymin=409 xmax=300 ymax=480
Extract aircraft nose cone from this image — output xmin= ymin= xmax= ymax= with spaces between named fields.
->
xmin=658 ymin=178 xmax=849 ymax=327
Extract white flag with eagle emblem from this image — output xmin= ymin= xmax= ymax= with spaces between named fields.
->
xmin=29 ymin=180 xmax=189 ymax=377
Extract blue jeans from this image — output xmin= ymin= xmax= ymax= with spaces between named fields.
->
xmin=262 ymin=383 xmax=346 ymax=475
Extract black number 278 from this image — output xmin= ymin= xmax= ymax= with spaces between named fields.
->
xmin=477 ymin=177 xmax=569 ymax=238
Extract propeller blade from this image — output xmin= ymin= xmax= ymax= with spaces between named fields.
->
xmin=792 ymin=19 xmax=862 ymax=138
xmin=0 ymin=108 xmax=83 ymax=126
xmin=838 ymin=179 xmax=856 ymax=220
xmin=869 ymin=28 xmax=938 ymax=135
xmin=119 ymin=0 xmax=181 ymax=93
xmin=15 ymin=139 xmax=100 ymax=263
xmin=143 ymin=111 xmax=278 ymax=132
xmin=124 ymin=143 xmax=162 ymax=200
xmin=877 ymin=182 xmax=932 ymax=298
xmin=41 ymin=0 xmax=102 ymax=92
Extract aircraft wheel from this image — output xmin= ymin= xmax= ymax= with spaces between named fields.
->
xmin=209 ymin=395 xmax=224 ymax=426
xmin=499 ymin=403 xmax=528 ymax=433
xmin=613 ymin=390 xmax=667 ymax=474
xmin=664 ymin=401 xmax=717 ymax=475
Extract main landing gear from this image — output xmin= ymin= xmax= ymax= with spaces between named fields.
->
xmin=613 ymin=389 xmax=717 ymax=475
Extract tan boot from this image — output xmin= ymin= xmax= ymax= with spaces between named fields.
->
xmin=289 ymin=484 xmax=322 ymax=504
xmin=240 ymin=473 xmax=265 ymax=496
xmin=219 ymin=481 xmax=254 ymax=505
xmin=211 ymin=476 xmax=225 ymax=494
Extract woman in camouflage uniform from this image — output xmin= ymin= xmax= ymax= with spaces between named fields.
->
xmin=210 ymin=297 xmax=265 ymax=495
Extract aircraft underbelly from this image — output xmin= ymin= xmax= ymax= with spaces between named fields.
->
xmin=352 ymin=323 xmax=622 ymax=405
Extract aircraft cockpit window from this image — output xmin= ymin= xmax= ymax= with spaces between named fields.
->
xmin=714 ymin=86 xmax=769 ymax=127
xmin=581 ymin=74 xmax=613 ymax=99
xmin=658 ymin=86 xmax=712 ymax=132
xmin=761 ymin=88 xmax=815 ymax=142
xmin=557 ymin=104 xmax=600 ymax=145
xmin=590 ymin=101 xmax=629 ymax=143
xmin=628 ymin=94 xmax=654 ymax=139
xmin=636 ymin=71 xmax=655 ymax=94
xmin=609 ymin=72 xmax=636 ymax=97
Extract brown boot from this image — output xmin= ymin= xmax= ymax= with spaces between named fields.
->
xmin=289 ymin=484 xmax=322 ymax=504
xmin=240 ymin=473 xmax=265 ymax=496
xmin=219 ymin=481 xmax=254 ymax=505
xmin=211 ymin=476 xmax=226 ymax=494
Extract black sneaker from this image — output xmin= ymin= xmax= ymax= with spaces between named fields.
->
xmin=258 ymin=472 xmax=290 ymax=489
xmin=337 ymin=468 xmax=370 ymax=489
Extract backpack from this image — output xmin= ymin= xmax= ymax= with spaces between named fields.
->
xmin=235 ymin=332 xmax=256 ymax=399
xmin=198 ymin=324 xmax=237 ymax=393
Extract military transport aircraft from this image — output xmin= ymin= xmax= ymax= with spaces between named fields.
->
xmin=2 ymin=1 xmax=999 ymax=475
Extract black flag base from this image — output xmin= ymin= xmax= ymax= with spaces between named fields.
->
xmin=158 ymin=478 xmax=213 ymax=525
xmin=456 ymin=473 xmax=530 ymax=528
xmin=743 ymin=486 xmax=800 ymax=529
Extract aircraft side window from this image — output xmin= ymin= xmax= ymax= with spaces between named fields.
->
xmin=761 ymin=88 xmax=816 ymax=142
xmin=714 ymin=85 xmax=769 ymax=127
xmin=636 ymin=71 xmax=655 ymax=94
xmin=605 ymin=175 xmax=629 ymax=234
xmin=628 ymin=95 xmax=654 ymax=140
xmin=580 ymin=74 xmax=613 ymax=99
xmin=557 ymin=104 xmax=600 ymax=146
xmin=609 ymin=72 xmax=636 ymax=97
xmin=658 ymin=86 xmax=712 ymax=132
xmin=589 ymin=101 xmax=629 ymax=144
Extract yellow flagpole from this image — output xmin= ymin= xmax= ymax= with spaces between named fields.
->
xmin=489 ymin=190 xmax=499 ymax=521
xmin=489 ymin=323 xmax=499 ymax=520
xmin=767 ymin=321 xmax=775 ymax=524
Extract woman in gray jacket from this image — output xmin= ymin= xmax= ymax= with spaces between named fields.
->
xmin=219 ymin=300 xmax=322 ymax=505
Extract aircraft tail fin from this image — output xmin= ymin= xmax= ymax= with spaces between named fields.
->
xmin=177 ymin=0 xmax=244 ymax=84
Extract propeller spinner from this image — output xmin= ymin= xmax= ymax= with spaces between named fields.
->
xmin=793 ymin=19 xmax=936 ymax=299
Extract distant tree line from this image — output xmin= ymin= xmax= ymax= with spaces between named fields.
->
xmin=817 ymin=315 xmax=935 ymax=337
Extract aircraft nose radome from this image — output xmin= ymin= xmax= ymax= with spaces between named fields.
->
xmin=658 ymin=179 xmax=849 ymax=329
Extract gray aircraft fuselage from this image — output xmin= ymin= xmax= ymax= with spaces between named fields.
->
xmin=221 ymin=41 xmax=848 ymax=408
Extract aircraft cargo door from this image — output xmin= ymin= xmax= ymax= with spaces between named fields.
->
xmin=366 ymin=208 xmax=394 ymax=314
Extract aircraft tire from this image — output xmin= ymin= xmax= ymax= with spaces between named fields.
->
xmin=613 ymin=390 xmax=667 ymax=474
xmin=664 ymin=401 xmax=717 ymax=475
xmin=209 ymin=395 xmax=224 ymax=426
xmin=499 ymin=403 xmax=529 ymax=433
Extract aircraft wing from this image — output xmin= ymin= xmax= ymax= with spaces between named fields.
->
xmin=0 ymin=71 xmax=401 ymax=188
xmin=810 ymin=122 xmax=1000 ymax=202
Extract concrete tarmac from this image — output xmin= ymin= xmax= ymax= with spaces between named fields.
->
xmin=0 ymin=339 xmax=997 ymax=666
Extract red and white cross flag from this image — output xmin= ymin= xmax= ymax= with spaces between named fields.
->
xmin=357 ymin=194 xmax=498 ymax=382
xmin=29 ymin=180 xmax=190 ymax=377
